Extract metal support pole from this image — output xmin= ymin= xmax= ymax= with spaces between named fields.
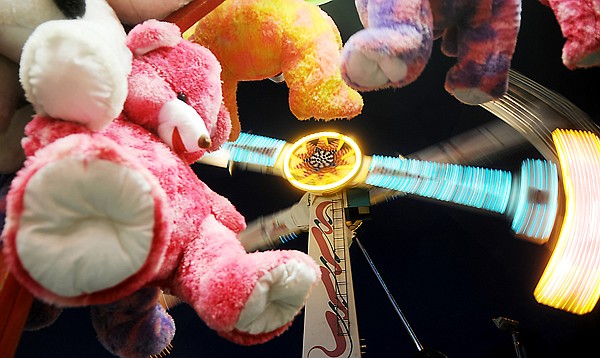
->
xmin=354 ymin=237 xmax=424 ymax=352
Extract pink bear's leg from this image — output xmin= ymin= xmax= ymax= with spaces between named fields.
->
xmin=445 ymin=0 xmax=521 ymax=104
xmin=174 ymin=215 xmax=320 ymax=345
xmin=340 ymin=0 xmax=434 ymax=91
xmin=2 ymin=134 xmax=170 ymax=306
xmin=545 ymin=0 xmax=600 ymax=69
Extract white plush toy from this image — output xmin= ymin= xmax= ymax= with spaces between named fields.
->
xmin=0 ymin=0 xmax=195 ymax=174
xmin=2 ymin=0 xmax=132 ymax=131
xmin=0 ymin=0 xmax=130 ymax=174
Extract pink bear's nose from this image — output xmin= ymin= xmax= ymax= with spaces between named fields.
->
xmin=198 ymin=136 xmax=211 ymax=149
xmin=158 ymin=99 xmax=212 ymax=153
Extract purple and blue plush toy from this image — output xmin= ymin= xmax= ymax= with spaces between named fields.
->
xmin=340 ymin=0 xmax=522 ymax=104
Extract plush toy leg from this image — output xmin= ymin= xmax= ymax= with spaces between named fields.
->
xmin=175 ymin=215 xmax=320 ymax=345
xmin=544 ymin=0 xmax=600 ymax=69
xmin=221 ymin=78 xmax=241 ymax=141
xmin=340 ymin=0 xmax=434 ymax=91
xmin=444 ymin=0 xmax=521 ymax=104
xmin=2 ymin=134 xmax=171 ymax=306
xmin=92 ymin=287 xmax=175 ymax=358
xmin=282 ymin=7 xmax=363 ymax=121
xmin=221 ymin=254 xmax=320 ymax=344
xmin=24 ymin=299 xmax=62 ymax=331
xmin=19 ymin=0 xmax=131 ymax=131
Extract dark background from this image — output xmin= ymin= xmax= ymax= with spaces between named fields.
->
xmin=15 ymin=0 xmax=600 ymax=357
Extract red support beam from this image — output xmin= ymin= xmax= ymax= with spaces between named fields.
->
xmin=0 ymin=254 xmax=33 ymax=358
xmin=164 ymin=0 xmax=226 ymax=32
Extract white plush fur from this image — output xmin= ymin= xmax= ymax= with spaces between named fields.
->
xmin=235 ymin=260 xmax=318 ymax=334
xmin=19 ymin=0 xmax=131 ymax=130
xmin=17 ymin=156 xmax=156 ymax=297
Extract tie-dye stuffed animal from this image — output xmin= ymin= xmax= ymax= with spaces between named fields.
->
xmin=340 ymin=0 xmax=522 ymax=105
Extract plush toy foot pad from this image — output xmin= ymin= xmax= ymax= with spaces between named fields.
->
xmin=568 ymin=48 xmax=600 ymax=68
xmin=450 ymin=87 xmax=494 ymax=105
xmin=342 ymin=27 xmax=430 ymax=90
xmin=234 ymin=259 xmax=318 ymax=334
xmin=16 ymin=156 xmax=156 ymax=297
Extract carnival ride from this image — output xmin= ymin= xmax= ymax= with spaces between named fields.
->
xmin=4 ymin=1 xmax=600 ymax=357
xmin=198 ymin=70 xmax=600 ymax=357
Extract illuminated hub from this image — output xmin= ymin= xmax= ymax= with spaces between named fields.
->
xmin=365 ymin=156 xmax=512 ymax=213
xmin=283 ymin=132 xmax=363 ymax=195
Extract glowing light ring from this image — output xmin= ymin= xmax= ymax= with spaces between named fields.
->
xmin=366 ymin=156 xmax=512 ymax=213
xmin=510 ymin=159 xmax=559 ymax=243
xmin=534 ymin=129 xmax=600 ymax=315
xmin=283 ymin=132 xmax=362 ymax=194
xmin=223 ymin=132 xmax=287 ymax=167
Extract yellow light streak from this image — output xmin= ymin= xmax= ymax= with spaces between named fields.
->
xmin=534 ymin=129 xmax=600 ymax=314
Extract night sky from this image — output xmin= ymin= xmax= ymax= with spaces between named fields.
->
xmin=14 ymin=0 xmax=600 ymax=357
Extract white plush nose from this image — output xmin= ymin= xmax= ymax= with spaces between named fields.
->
xmin=157 ymin=99 xmax=211 ymax=152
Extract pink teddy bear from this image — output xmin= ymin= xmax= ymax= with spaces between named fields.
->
xmin=2 ymin=20 xmax=319 ymax=357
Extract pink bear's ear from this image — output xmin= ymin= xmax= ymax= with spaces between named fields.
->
xmin=127 ymin=19 xmax=182 ymax=56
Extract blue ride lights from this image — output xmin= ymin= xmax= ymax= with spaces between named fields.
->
xmin=222 ymin=132 xmax=287 ymax=167
xmin=215 ymin=132 xmax=560 ymax=244
xmin=365 ymin=155 xmax=513 ymax=214
xmin=508 ymin=159 xmax=559 ymax=243
xmin=278 ymin=232 xmax=299 ymax=245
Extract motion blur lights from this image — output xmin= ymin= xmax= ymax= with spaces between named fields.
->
xmin=535 ymin=129 xmax=600 ymax=315
xmin=366 ymin=156 xmax=512 ymax=214
xmin=224 ymin=132 xmax=287 ymax=167
xmin=206 ymin=129 xmax=600 ymax=315
xmin=510 ymin=159 xmax=559 ymax=243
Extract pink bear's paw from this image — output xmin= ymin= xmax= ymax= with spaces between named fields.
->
xmin=233 ymin=259 xmax=318 ymax=334
xmin=3 ymin=134 xmax=170 ymax=305
xmin=197 ymin=251 xmax=320 ymax=344
xmin=341 ymin=27 xmax=432 ymax=91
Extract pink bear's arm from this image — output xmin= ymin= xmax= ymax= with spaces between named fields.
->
xmin=196 ymin=180 xmax=246 ymax=234
xmin=21 ymin=116 xmax=93 ymax=157
xmin=209 ymin=192 xmax=246 ymax=234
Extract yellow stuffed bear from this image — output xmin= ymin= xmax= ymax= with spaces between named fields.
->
xmin=189 ymin=0 xmax=363 ymax=140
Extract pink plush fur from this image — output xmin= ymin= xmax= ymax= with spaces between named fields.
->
xmin=3 ymin=125 xmax=172 ymax=306
xmin=539 ymin=0 xmax=600 ymax=69
xmin=2 ymin=20 xmax=320 ymax=356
